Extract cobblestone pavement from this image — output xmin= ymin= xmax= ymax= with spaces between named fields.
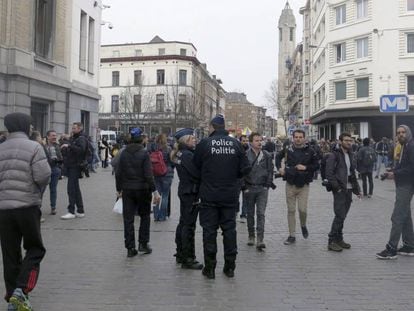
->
xmin=1 ymin=168 xmax=414 ymax=311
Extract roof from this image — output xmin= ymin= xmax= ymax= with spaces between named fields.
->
xmin=101 ymin=35 xmax=197 ymax=51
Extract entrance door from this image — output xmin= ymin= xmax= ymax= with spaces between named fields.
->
xmin=31 ymin=101 xmax=49 ymax=136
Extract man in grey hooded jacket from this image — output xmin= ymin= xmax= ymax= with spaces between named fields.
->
xmin=0 ymin=112 xmax=51 ymax=310
xmin=376 ymin=125 xmax=414 ymax=260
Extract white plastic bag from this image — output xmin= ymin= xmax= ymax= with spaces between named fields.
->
xmin=113 ymin=198 xmax=123 ymax=214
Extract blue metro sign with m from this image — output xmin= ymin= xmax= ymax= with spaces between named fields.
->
xmin=380 ymin=95 xmax=409 ymax=113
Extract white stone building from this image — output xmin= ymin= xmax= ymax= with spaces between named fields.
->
xmin=99 ymin=36 xmax=226 ymax=137
xmin=304 ymin=0 xmax=414 ymax=140
xmin=0 ymin=0 xmax=102 ymax=137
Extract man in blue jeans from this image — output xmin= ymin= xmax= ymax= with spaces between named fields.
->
xmin=45 ymin=130 xmax=62 ymax=215
xmin=377 ymin=125 xmax=414 ymax=259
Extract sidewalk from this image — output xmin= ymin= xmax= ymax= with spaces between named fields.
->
xmin=1 ymin=168 xmax=413 ymax=311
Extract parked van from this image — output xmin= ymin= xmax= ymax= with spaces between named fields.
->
xmin=99 ymin=130 xmax=117 ymax=145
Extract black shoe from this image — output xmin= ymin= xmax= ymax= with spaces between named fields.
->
xmin=337 ymin=240 xmax=351 ymax=249
xmin=256 ymin=241 xmax=266 ymax=251
xmin=174 ymin=253 xmax=183 ymax=264
xmin=127 ymin=248 xmax=138 ymax=257
xmin=301 ymin=226 xmax=309 ymax=239
xmin=182 ymin=260 xmax=204 ymax=270
xmin=376 ymin=248 xmax=397 ymax=260
xmin=202 ymin=267 xmax=215 ymax=279
xmin=397 ymin=245 xmax=414 ymax=256
xmin=327 ymin=242 xmax=343 ymax=252
xmin=223 ymin=267 xmax=235 ymax=278
xmin=138 ymin=243 xmax=152 ymax=254
xmin=283 ymin=236 xmax=296 ymax=245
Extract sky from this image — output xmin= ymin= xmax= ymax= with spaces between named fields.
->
xmin=101 ymin=0 xmax=305 ymax=117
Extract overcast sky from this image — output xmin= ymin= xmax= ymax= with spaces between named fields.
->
xmin=101 ymin=0 xmax=304 ymax=117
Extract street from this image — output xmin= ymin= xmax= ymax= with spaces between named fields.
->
xmin=1 ymin=168 xmax=414 ymax=311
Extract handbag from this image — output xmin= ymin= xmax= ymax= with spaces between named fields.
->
xmin=113 ymin=198 xmax=123 ymax=214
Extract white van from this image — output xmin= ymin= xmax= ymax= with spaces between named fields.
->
xmin=99 ymin=130 xmax=117 ymax=145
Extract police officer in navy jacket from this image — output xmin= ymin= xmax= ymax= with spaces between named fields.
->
xmin=193 ymin=115 xmax=251 ymax=279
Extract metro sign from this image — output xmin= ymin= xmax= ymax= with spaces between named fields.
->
xmin=380 ymin=95 xmax=409 ymax=113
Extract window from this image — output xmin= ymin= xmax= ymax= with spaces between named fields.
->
xmin=408 ymin=76 xmax=414 ymax=95
xmin=335 ymin=81 xmax=347 ymax=100
xmin=79 ymin=11 xmax=87 ymax=70
xmin=158 ymin=48 xmax=165 ymax=56
xmin=336 ymin=4 xmax=346 ymax=25
xmin=87 ymin=17 xmax=95 ymax=74
xmin=356 ymin=37 xmax=368 ymax=58
xmin=335 ymin=43 xmax=346 ymax=63
xmin=279 ymin=28 xmax=282 ymax=41
xmin=356 ymin=78 xmax=369 ymax=98
xmin=290 ymin=28 xmax=294 ymax=41
xmin=180 ymin=49 xmax=187 ymax=56
xmin=179 ymin=94 xmax=186 ymax=113
xmin=157 ymin=69 xmax=165 ymax=85
xmin=134 ymin=70 xmax=142 ymax=86
xmin=133 ymin=95 xmax=141 ymax=113
xmin=407 ymin=33 xmax=414 ymax=53
xmin=179 ymin=70 xmax=187 ymax=85
xmin=111 ymin=95 xmax=119 ymax=112
xmin=356 ymin=0 xmax=368 ymax=19
xmin=112 ymin=71 xmax=120 ymax=86
xmin=135 ymin=49 xmax=142 ymax=56
xmin=34 ymin=0 xmax=55 ymax=59
xmin=408 ymin=0 xmax=414 ymax=11
xmin=112 ymin=50 xmax=120 ymax=57
xmin=156 ymin=94 xmax=164 ymax=112
xmin=30 ymin=101 xmax=49 ymax=136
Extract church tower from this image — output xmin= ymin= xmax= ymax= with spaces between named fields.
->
xmin=277 ymin=1 xmax=296 ymax=136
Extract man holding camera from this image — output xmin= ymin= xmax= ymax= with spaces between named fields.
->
xmin=325 ymin=133 xmax=361 ymax=252
xmin=243 ymin=132 xmax=274 ymax=251
xmin=376 ymin=125 xmax=414 ymax=259
xmin=276 ymin=129 xmax=319 ymax=245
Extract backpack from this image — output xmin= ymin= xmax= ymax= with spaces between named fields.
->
xmin=150 ymin=150 xmax=168 ymax=176
xmin=362 ymin=148 xmax=376 ymax=167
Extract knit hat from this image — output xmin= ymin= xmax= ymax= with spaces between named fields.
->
xmin=4 ymin=112 xmax=32 ymax=136
xmin=130 ymin=127 xmax=143 ymax=138
xmin=174 ymin=128 xmax=194 ymax=140
xmin=210 ymin=114 xmax=225 ymax=126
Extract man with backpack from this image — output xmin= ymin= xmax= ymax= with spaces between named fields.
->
xmin=60 ymin=122 xmax=88 ymax=220
xmin=357 ymin=138 xmax=376 ymax=198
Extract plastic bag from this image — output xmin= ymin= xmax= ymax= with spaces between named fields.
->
xmin=113 ymin=198 xmax=123 ymax=214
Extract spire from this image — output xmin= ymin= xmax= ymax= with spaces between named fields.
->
xmin=284 ymin=1 xmax=291 ymax=10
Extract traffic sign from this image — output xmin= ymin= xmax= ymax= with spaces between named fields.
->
xmin=380 ymin=95 xmax=409 ymax=113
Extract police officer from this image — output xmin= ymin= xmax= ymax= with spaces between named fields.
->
xmin=171 ymin=128 xmax=203 ymax=270
xmin=193 ymin=115 xmax=251 ymax=279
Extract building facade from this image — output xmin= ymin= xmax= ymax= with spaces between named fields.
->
xmin=99 ymin=36 xmax=226 ymax=138
xmin=304 ymin=0 xmax=414 ymax=140
xmin=0 ymin=0 xmax=102 ymax=137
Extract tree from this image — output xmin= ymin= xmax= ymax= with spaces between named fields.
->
xmin=265 ymin=79 xmax=288 ymax=136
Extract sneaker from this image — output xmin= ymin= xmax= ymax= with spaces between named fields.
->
xmin=138 ymin=243 xmax=152 ymax=254
xmin=7 ymin=302 xmax=17 ymax=311
xmin=9 ymin=288 xmax=32 ymax=311
xmin=60 ymin=213 xmax=76 ymax=220
xmin=283 ymin=236 xmax=296 ymax=245
xmin=75 ymin=212 xmax=85 ymax=218
xmin=376 ymin=248 xmax=397 ymax=260
xmin=328 ymin=242 xmax=343 ymax=252
xmin=337 ymin=240 xmax=351 ymax=249
xmin=247 ymin=236 xmax=255 ymax=246
xmin=182 ymin=259 xmax=204 ymax=270
xmin=397 ymin=245 xmax=414 ymax=256
xmin=127 ymin=248 xmax=138 ymax=258
xmin=301 ymin=226 xmax=309 ymax=239
xmin=256 ymin=241 xmax=266 ymax=251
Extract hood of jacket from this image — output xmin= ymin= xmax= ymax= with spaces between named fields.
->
xmin=398 ymin=124 xmax=413 ymax=143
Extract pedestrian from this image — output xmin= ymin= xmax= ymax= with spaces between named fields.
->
xmin=238 ymin=134 xmax=250 ymax=222
xmin=115 ymin=128 xmax=161 ymax=257
xmin=262 ymin=137 xmax=276 ymax=160
xmin=325 ymin=132 xmax=361 ymax=252
xmin=243 ymin=132 xmax=274 ymax=251
xmin=99 ymin=137 xmax=109 ymax=168
xmin=0 ymin=112 xmax=51 ymax=311
xmin=44 ymin=130 xmax=63 ymax=215
xmin=193 ymin=114 xmax=251 ymax=279
xmin=375 ymin=137 xmax=390 ymax=178
xmin=171 ymin=128 xmax=203 ymax=270
xmin=276 ymin=129 xmax=319 ymax=245
xmin=376 ymin=125 xmax=414 ymax=259
xmin=356 ymin=138 xmax=376 ymax=198
xmin=60 ymin=122 xmax=88 ymax=220
xmin=149 ymin=133 xmax=174 ymax=221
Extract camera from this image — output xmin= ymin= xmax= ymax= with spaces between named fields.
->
xmin=322 ymin=179 xmax=333 ymax=192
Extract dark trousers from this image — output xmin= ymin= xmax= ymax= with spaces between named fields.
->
xmin=199 ymin=203 xmax=238 ymax=270
xmin=49 ymin=166 xmax=61 ymax=209
xmin=175 ymin=194 xmax=199 ymax=261
xmin=67 ymin=167 xmax=84 ymax=214
xmin=328 ymin=189 xmax=353 ymax=243
xmin=0 ymin=207 xmax=46 ymax=301
xmin=361 ymin=172 xmax=373 ymax=196
xmin=122 ymin=189 xmax=151 ymax=249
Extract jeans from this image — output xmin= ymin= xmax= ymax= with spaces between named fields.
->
xmin=66 ymin=167 xmax=84 ymax=214
xmin=328 ymin=189 xmax=352 ymax=243
xmin=154 ymin=177 xmax=172 ymax=221
xmin=238 ymin=191 xmax=248 ymax=217
xmin=49 ymin=166 xmax=61 ymax=209
xmin=387 ymin=184 xmax=414 ymax=250
xmin=376 ymin=154 xmax=388 ymax=177
xmin=285 ymin=183 xmax=310 ymax=236
xmin=245 ymin=187 xmax=269 ymax=241
xmin=361 ymin=172 xmax=373 ymax=196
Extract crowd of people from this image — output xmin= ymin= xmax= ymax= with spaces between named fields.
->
xmin=0 ymin=112 xmax=413 ymax=310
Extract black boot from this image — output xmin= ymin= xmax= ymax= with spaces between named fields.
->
xmin=182 ymin=259 xmax=204 ymax=270
xmin=202 ymin=257 xmax=216 ymax=279
xmin=223 ymin=261 xmax=235 ymax=278
xmin=127 ymin=248 xmax=138 ymax=258
xmin=138 ymin=243 xmax=152 ymax=254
